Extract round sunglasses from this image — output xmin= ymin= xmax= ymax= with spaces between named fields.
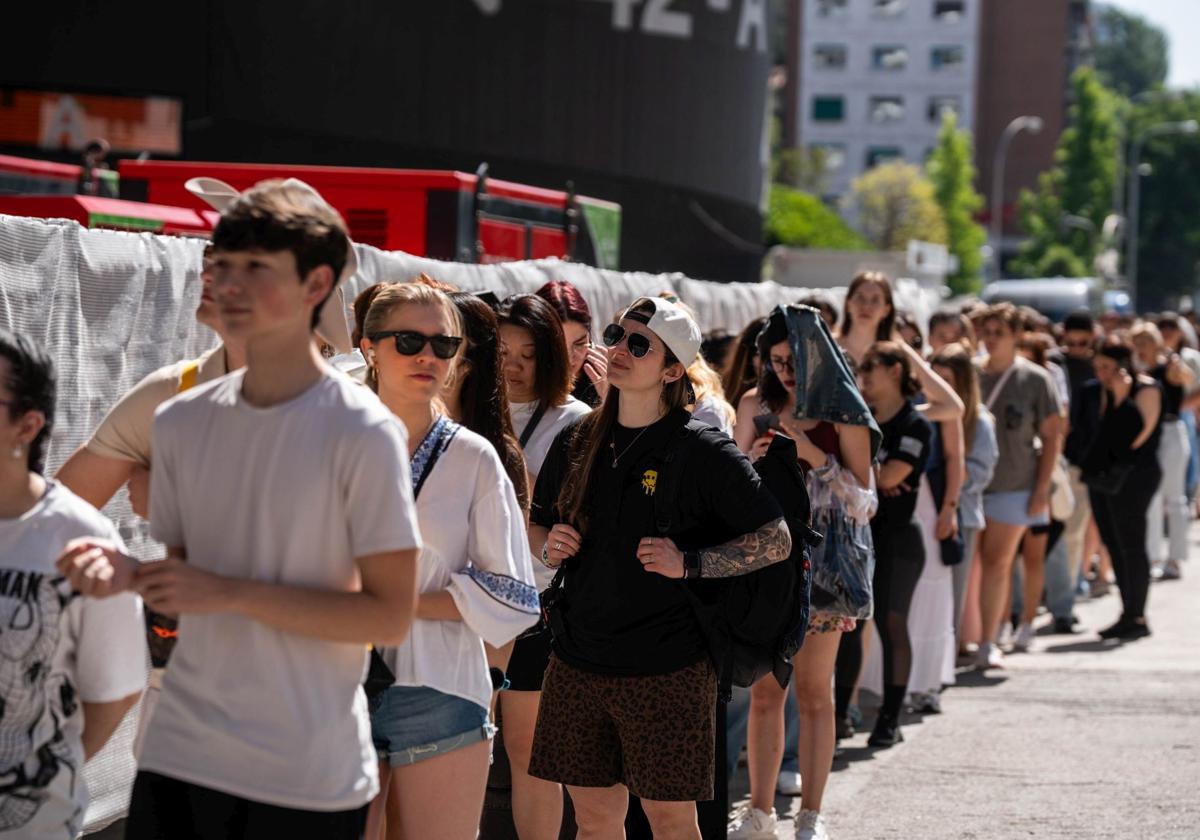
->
xmin=369 ymin=331 xmax=463 ymax=360
xmin=602 ymin=323 xmax=658 ymax=358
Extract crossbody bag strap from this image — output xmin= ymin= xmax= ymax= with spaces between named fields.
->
xmin=518 ymin=403 xmax=549 ymax=449
xmin=411 ymin=416 xmax=461 ymax=501
xmin=984 ymin=361 xmax=1019 ymax=413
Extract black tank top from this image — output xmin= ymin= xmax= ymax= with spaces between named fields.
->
xmin=1152 ymin=363 xmax=1184 ymax=419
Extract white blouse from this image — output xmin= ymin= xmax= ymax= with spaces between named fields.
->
xmin=510 ymin=397 xmax=593 ymax=589
xmin=381 ymin=423 xmax=539 ymax=710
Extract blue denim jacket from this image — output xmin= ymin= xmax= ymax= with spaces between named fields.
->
xmin=781 ymin=305 xmax=881 ymax=460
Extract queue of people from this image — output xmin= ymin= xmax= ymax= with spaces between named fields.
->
xmin=0 ymin=178 xmax=1188 ymax=840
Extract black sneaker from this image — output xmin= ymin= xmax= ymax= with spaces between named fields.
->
xmin=1098 ymin=617 xmax=1131 ymax=639
xmin=867 ymin=715 xmax=904 ymax=748
xmin=835 ymin=716 xmax=855 ymax=741
xmin=1118 ymin=621 xmax=1152 ymax=640
xmin=1051 ymin=616 xmax=1081 ymax=634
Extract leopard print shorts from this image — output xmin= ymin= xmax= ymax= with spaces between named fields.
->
xmin=528 ymin=655 xmax=717 ymax=802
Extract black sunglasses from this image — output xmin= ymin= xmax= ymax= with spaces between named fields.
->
xmin=369 ymin=331 xmax=463 ymax=360
xmin=602 ymin=323 xmax=656 ymax=358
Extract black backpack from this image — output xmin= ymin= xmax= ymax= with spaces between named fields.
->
xmin=654 ymin=423 xmax=822 ymax=701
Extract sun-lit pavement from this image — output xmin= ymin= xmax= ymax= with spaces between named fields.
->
xmin=731 ymin=525 xmax=1200 ymax=840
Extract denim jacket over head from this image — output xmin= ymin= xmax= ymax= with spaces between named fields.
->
xmin=781 ymin=304 xmax=881 ymax=461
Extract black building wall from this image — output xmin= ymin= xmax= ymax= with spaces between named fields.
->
xmin=3 ymin=0 xmax=772 ymax=281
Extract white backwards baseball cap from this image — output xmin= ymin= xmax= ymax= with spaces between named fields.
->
xmin=621 ymin=296 xmax=702 ymax=366
xmin=185 ymin=176 xmax=357 ymax=354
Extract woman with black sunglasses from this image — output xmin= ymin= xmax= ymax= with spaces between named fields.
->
xmin=495 ymin=293 xmax=592 ymax=840
xmin=357 ymin=282 xmax=539 ymax=840
xmin=528 ymin=297 xmax=790 ymax=839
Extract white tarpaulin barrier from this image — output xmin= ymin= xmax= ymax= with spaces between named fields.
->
xmin=0 ymin=213 xmax=935 ymax=831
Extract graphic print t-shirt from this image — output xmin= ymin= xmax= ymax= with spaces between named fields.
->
xmin=0 ymin=481 xmax=146 ymax=839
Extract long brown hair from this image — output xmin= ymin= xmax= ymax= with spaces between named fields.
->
xmin=555 ymin=346 xmax=689 ymax=534
xmin=930 ymin=343 xmax=981 ymax=452
xmin=839 ymin=271 xmax=896 ymax=341
xmin=449 ymin=292 xmax=530 ymax=513
xmin=721 ymin=316 xmax=766 ymax=409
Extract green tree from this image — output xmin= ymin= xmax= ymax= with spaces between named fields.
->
xmin=774 ymin=146 xmax=834 ymax=196
xmin=765 ymin=185 xmax=869 ymax=250
xmin=1093 ymin=4 xmax=1169 ymax=98
xmin=1127 ymin=91 xmax=1200 ymax=308
xmin=1013 ymin=67 xmax=1119 ymax=277
xmin=851 ymin=161 xmax=948 ymax=251
xmin=926 ymin=111 xmax=987 ymax=295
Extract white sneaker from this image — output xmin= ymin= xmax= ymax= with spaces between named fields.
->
xmin=795 ymin=809 xmax=830 ymax=840
xmin=728 ymin=806 xmax=779 ymax=839
xmin=975 ymin=641 xmax=1005 ymax=670
xmin=911 ymin=690 xmax=942 ymax=714
xmin=997 ymin=621 xmax=1015 ymax=651
xmin=776 ymin=770 xmax=802 ymax=796
xmin=1012 ymin=622 xmax=1036 ymax=653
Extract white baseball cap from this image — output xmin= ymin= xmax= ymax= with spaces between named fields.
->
xmin=621 ymin=296 xmax=702 ymax=366
xmin=185 ymin=176 xmax=357 ymax=354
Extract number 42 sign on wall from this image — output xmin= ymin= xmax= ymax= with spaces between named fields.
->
xmin=470 ymin=0 xmax=769 ymax=51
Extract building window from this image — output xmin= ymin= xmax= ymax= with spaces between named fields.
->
xmin=928 ymin=96 xmax=961 ymax=122
xmin=815 ymin=44 xmax=848 ymax=70
xmin=872 ymin=46 xmax=908 ymax=71
xmin=812 ymin=96 xmax=846 ymax=122
xmin=931 ymin=45 xmax=965 ymax=70
xmin=816 ymin=0 xmax=849 ymax=17
xmin=872 ymin=0 xmax=907 ymax=17
xmin=869 ymin=96 xmax=905 ymax=123
xmin=866 ymin=147 xmax=904 ymax=168
xmin=810 ymin=143 xmax=847 ymax=172
xmin=933 ymin=1 xmax=965 ymax=22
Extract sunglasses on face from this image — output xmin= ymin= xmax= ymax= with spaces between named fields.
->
xmin=859 ymin=357 xmax=898 ymax=373
xmin=602 ymin=323 xmax=657 ymax=358
xmin=369 ymin=331 xmax=463 ymax=360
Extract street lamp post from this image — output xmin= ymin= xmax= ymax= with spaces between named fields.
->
xmin=1125 ymin=119 xmax=1199 ymax=310
xmin=991 ymin=116 xmax=1044 ymax=280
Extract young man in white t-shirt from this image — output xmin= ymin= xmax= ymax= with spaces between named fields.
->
xmin=58 ymin=179 xmax=421 ymax=839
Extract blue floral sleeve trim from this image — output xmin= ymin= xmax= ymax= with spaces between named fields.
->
xmin=410 ymin=415 xmax=459 ymax=492
xmin=465 ymin=567 xmax=541 ymax=615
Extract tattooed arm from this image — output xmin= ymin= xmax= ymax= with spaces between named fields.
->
xmin=699 ymin=517 xmax=792 ymax=578
xmin=636 ymin=518 xmax=792 ymax=579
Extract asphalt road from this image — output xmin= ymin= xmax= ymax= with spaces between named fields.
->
xmin=732 ymin=530 xmax=1200 ymax=840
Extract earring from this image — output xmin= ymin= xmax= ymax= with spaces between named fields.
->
xmin=11 ymin=444 xmax=23 ymax=460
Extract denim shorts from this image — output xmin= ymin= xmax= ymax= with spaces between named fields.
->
xmin=983 ymin=490 xmax=1050 ymax=528
xmin=369 ymin=685 xmax=493 ymax=767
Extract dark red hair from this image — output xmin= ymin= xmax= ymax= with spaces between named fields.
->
xmin=535 ymin=280 xmax=592 ymax=330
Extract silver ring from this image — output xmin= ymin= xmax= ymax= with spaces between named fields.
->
xmin=554 ymin=541 xmax=562 ymax=551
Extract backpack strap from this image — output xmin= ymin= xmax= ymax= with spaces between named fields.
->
xmin=177 ymin=359 xmax=201 ymax=394
xmin=652 ymin=422 xmax=703 ymax=536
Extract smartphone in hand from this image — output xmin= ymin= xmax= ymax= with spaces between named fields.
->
xmin=753 ymin=413 xmax=780 ymax=439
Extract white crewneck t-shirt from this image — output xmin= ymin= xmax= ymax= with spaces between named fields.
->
xmin=381 ymin=424 xmax=539 ymax=709
xmin=0 ymin=481 xmax=146 ymax=839
xmin=509 ymin=397 xmax=592 ymax=588
xmin=143 ymin=369 xmax=421 ymax=811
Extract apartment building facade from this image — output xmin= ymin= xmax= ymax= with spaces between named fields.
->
xmin=794 ymin=0 xmax=982 ymax=201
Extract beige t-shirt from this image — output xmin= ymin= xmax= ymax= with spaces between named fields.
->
xmin=86 ymin=347 xmax=228 ymax=466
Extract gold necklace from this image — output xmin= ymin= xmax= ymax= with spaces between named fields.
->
xmin=610 ymin=425 xmax=652 ymax=467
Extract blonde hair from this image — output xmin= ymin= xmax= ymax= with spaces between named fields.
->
xmin=688 ymin=356 xmax=736 ymax=427
xmin=930 ymin=343 xmax=982 ymax=452
xmin=1130 ymin=321 xmax=1164 ymax=348
xmin=361 ymin=282 xmax=464 ymax=393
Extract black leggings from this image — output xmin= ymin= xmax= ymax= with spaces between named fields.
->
xmin=1090 ymin=464 xmax=1161 ymax=622
xmin=872 ymin=519 xmax=925 ymax=713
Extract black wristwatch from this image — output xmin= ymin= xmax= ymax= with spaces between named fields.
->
xmin=683 ymin=550 xmax=702 ymax=580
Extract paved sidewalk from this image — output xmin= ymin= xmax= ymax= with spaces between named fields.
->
xmin=732 ymin=530 xmax=1200 ymax=840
